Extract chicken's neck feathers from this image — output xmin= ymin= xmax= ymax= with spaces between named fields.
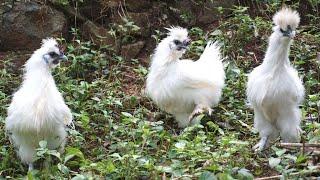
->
xmin=22 ymin=58 xmax=56 ymax=93
xmin=263 ymin=32 xmax=292 ymax=69
xmin=150 ymin=43 xmax=181 ymax=71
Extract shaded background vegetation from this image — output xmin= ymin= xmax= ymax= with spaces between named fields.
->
xmin=0 ymin=0 xmax=319 ymax=179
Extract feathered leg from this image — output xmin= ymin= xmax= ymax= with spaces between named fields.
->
xmin=48 ymin=126 xmax=67 ymax=153
xmin=253 ymin=108 xmax=279 ymax=151
xmin=277 ymin=107 xmax=301 ymax=143
xmin=18 ymin=143 xmax=36 ymax=171
xmin=28 ymin=163 xmax=34 ymax=171
xmin=175 ymin=113 xmax=190 ymax=128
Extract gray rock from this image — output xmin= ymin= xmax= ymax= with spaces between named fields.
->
xmin=81 ymin=20 xmax=120 ymax=53
xmin=197 ymin=0 xmax=235 ymax=25
xmin=121 ymin=41 xmax=145 ymax=60
xmin=122 ymin=0 xmax=152 ymax=12
xmin=170 ymin=0 xmax=235 ymax=25
xmin=100 ymin=0 xmax=152 ymax=12
xmin=0 ymin=1 xmax=67 ymax=51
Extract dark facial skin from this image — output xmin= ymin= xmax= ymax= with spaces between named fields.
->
xmin=173 ymin=39 xmax=191 ymax=51
xmin=47 ymin=50 xmax=67 ymax=65
xmin=280 ymin=25 xmax=293 ymax=37
xmin=49 ymin=52 xmax=60 ymax=64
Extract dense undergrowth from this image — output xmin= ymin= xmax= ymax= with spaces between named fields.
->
xmin=0 ymin=1 xmax=319 ymax=179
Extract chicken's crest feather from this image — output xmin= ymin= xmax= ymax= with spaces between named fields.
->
xmin=165 ymin=26 xmax=188 ymax=38
xmin=41 ymin=38 xmax=58 ymax=49
xmin=273 ymin=7 xmax=300 ymax=30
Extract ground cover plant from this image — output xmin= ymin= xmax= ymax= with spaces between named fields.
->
xmin=0 ymin=1 xmax=319 ymax=179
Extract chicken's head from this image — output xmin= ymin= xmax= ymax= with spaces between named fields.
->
xmin=40 ymin=38 xmax=67 ymax=69
xmin=165 ymin=27 xmax=191 ymax=55
xmin=272 ymin=7 xmax=300 ymax=39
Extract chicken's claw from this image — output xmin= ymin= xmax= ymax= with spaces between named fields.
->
xmin=253 ymin=136 xmax=269 ymax=152
xmin=188 ymin=105 xmax=213 ymax=124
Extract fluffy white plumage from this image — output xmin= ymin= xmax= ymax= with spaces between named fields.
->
xmin=146 ymin=27 xmax=225 ymax=128
xmin=5 ymin=38 xmax=73 ymax=170
xmin=246 ymin=8 xmax=304 ymax=151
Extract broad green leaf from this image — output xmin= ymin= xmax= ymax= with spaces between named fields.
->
xmin=199 ymin=171 xmax=217 ymax=180
xmin=175 ymin=141 xmax=187 ymax=149
xmin=121 ymin=112 xmax=133 ymax=118
xmin=237 ymin=168 xmax=254 ymax=179
xmin=269 ymin=157 xmax=281 ymax=168
xmin=39 ymin=141 xmax=47 ymax=148
xmin=275 ymin=149 xmax=286 ymax=157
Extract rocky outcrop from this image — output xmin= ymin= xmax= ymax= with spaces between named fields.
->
xmin=169 ymin=0 xmax=235 ymax=26
xmin=121 ymin=41 xmax=145 ymax=59
xmin=0 ymin=0 xmax=235 ymax=61
xmin=81 ymin=20 xmax=119 ymax=51
xmin=0 ymin=1 xmax=67 ymax=51
xmin=100 ymin=0 xmax=152 ymax=13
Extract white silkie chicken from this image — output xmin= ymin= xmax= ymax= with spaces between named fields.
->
xmin=146 ymin=27 xmax=225 ymax=128
xmin=5 ymin=38 xmax=73 ymax=170
xmin=247 ymin=8 xmax=304 ymax=151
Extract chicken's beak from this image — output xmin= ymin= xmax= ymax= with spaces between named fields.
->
xmin=283 ymin=29 xmax=292 ymax=38
xmin=59 ymin=54 xmax=68 ymax=61
xmin=177 ymin=45 xmax=187 ymax=50
xmin=52 ymin=54 xmax=67 ymax=65
xmin=288 ymin=30 xmax=296 ymax=39
xmin=281 ymin=26 xmax=295 ymax=39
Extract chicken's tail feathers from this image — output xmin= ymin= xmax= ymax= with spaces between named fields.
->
xmin=198 ymin=41 xmax=222 ymax=63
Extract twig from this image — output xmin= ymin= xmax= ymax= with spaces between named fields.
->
xmin=162 ymin=172 xmax=166 ymax=180
xmin=255 ymin=167 xmax=320 ymax=180
xmin=255 ymin=175 xmax=282 ymax=180
xmin=278 ymin=143 xmax=320 ymax=148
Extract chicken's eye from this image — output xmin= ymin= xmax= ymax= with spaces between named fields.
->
xmin=49 ymin=52 xmax=58 ymax=57
xmin=173 ymin=40 xmax=181 ymax=45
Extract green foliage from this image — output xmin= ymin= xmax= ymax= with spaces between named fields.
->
xmin=0 ymin=1 xmax=319 ymax=179
xmin=109 ymin=17 xmax=141 ymax=45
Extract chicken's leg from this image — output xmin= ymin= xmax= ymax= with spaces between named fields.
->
xmin=28 ymin=163 xmax=34 ymax=171
xmin=252 ymin=136 xmax=269 ymax=152
xmin=188 ymin=104 xmax=213 ymax=123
